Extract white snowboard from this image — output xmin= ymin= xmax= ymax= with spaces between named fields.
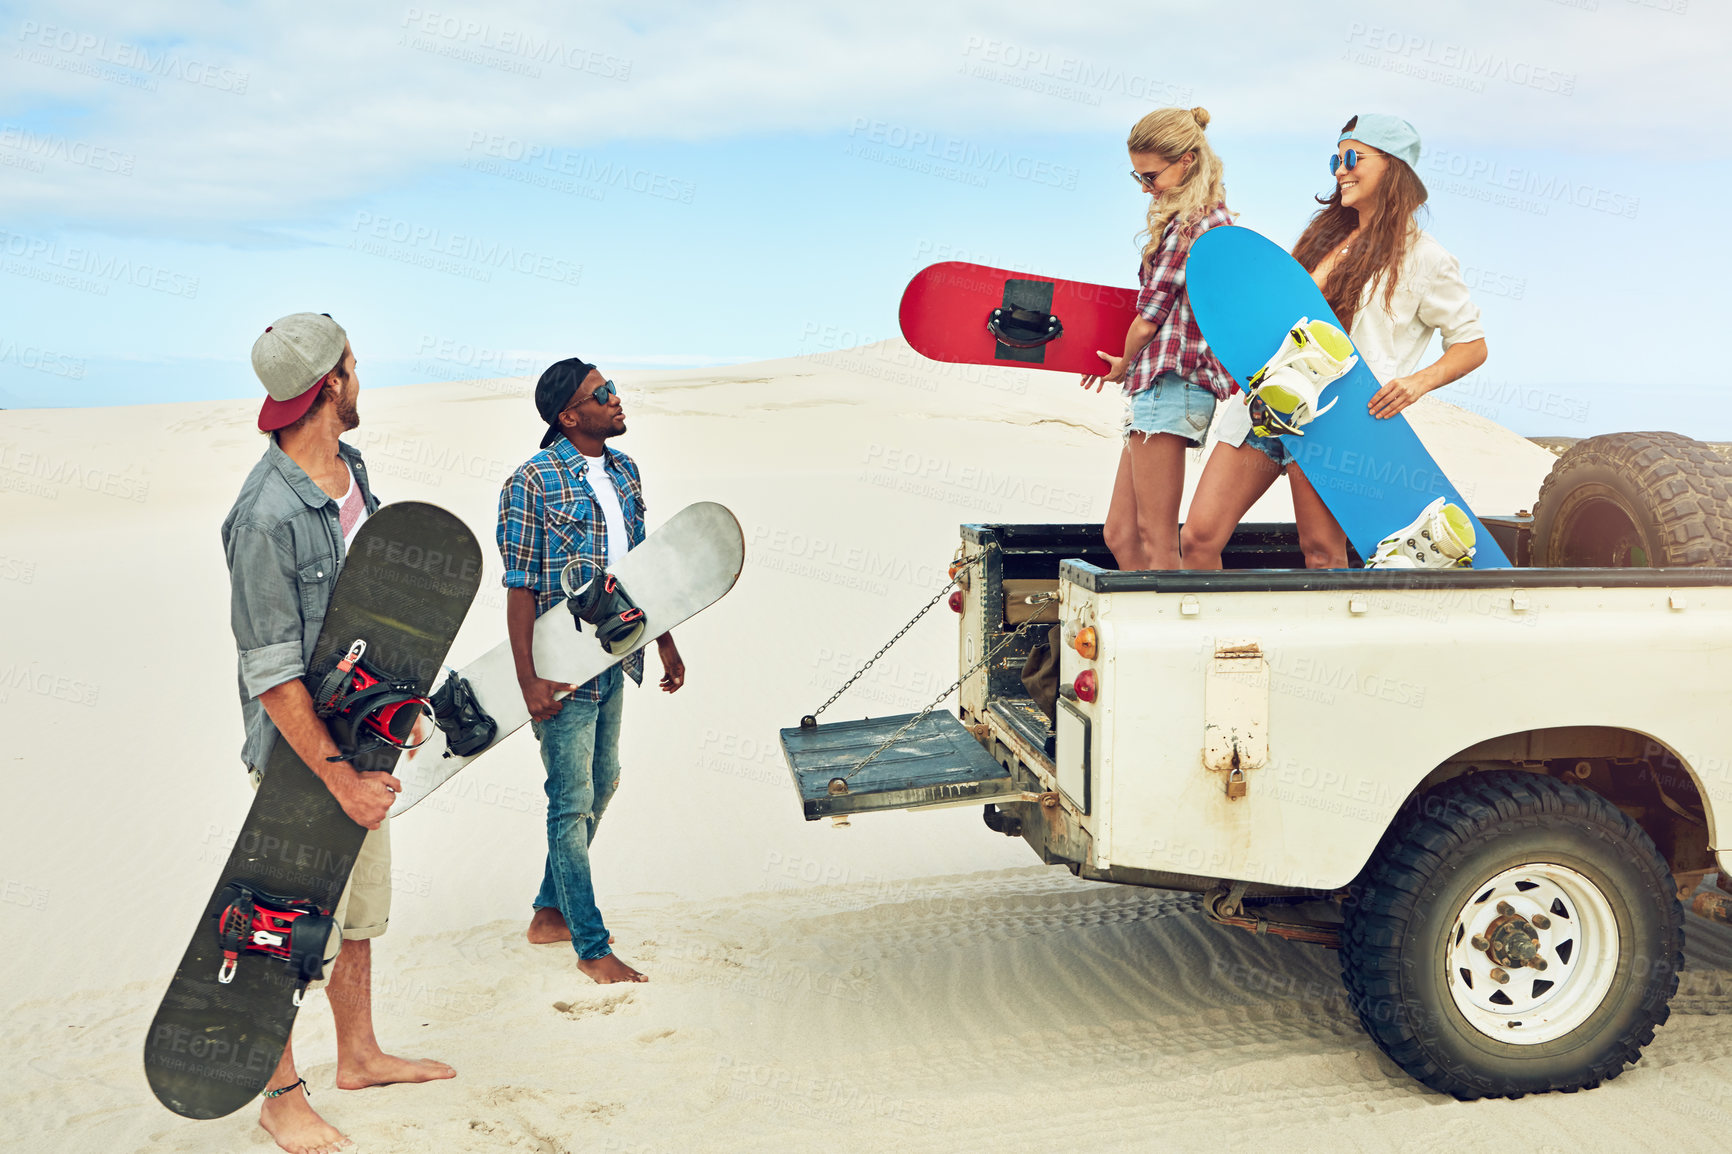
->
xmin=388 ymin=501 xmax=744 ymax=816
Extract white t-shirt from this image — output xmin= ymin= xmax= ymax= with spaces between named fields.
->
xmin=582 ymin=454 xmax=629 ymax=568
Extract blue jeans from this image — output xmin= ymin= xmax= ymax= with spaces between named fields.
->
xmin=530 ymin=665 xmax=623 ymax=961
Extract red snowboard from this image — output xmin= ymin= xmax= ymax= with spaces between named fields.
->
xmin=898 ymin=262 xmax=1139 ymax=375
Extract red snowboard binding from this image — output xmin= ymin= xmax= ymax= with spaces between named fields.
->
xmin=214 ymin=885 xmax=336 ymax=1005
xmin=311 ymin=639 xmax=432 ymax=761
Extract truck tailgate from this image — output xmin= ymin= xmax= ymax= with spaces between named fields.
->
xmin=780 ymin=712 xmax=1019 ymax=820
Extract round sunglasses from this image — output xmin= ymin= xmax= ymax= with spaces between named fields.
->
xmin=1329 ymin=148 xmax=1382 ymax=175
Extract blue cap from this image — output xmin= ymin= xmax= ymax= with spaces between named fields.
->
xmin=1339 ymin=114 xmax=1421 ymax=169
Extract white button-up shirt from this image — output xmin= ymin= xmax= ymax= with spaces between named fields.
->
xmin=1349 ymin=227 xmax=1486 ymax=383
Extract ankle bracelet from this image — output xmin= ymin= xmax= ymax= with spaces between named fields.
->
xmin=262 ymin=1078 xmax=308 ymax=1100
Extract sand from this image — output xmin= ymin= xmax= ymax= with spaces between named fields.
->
xmin=5 ymin=340 xmax=1729 ymax=1153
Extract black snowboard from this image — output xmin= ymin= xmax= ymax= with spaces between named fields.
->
xmin=145 ymin=502 xmax=481 ymax=1119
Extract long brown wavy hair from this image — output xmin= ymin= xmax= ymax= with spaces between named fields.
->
xmin=1291 ymin=115 xmax=1429 ymax=331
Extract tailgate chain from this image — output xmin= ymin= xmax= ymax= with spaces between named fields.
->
xmin=800 ymin=548 xmax=989 ymax=728
xmin=803 ymin=551 xmax=1059 ymax=783
xmin=836 ymin=595 xmax=1056 ymax=782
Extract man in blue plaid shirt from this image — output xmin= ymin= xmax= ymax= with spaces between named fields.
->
xmin=498 ymin=357 xmax=684 ymax=984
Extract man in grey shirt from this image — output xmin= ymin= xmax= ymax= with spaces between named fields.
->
xmin=221 ymin=313 xmax=453 ymax=1153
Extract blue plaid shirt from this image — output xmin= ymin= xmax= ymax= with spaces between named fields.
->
xmin=497 ymin=437 xmax=646 ymax=697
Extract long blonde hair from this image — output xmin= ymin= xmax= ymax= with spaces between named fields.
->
xmin=1129 ymin=106 xmax=1227 ymax=264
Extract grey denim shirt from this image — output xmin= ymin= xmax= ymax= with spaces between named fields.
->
xmin=221 ymin=438 xmax=380 ymax=773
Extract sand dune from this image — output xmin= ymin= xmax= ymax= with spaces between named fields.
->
xmin=9 ymin=342 xmax=1724 ymax=1153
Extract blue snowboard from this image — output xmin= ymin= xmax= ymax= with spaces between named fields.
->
xmin=1186 ymin=225 xmax=1510 ymax=568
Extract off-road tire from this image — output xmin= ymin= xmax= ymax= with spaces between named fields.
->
xmin=1531 ymin=431 xmax=1732 ymax=567
xmin=1341 ymin=771 xmax=1682 ymax=1099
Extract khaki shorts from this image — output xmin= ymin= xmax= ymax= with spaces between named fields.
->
xmin=248 ymin=770 xmax=392 ymax=985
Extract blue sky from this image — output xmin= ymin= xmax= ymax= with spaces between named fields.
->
xmin=1 ymin=0 xmax=1727 ymax=437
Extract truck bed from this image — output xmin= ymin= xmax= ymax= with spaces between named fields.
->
xmin=784 ymin=517 xmax=1541 ymax=822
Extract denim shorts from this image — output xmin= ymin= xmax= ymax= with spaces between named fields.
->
xmin=1245 ymin=428 xmax=1296 ymax=467
xmin=1124 ymin=371 xmax=1217 ymax=448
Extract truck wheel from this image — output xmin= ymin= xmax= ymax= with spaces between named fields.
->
xmin=1531 ymin=431 xmax=1732 ymax=566
xmin=1340 ymin=771 xmax=1681 ymax=1099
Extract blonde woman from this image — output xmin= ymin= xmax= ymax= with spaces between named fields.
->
xmin=1181 ymin=114 xmax=1488 ymax=569
xmin=1081 ymin=106 xmax=1235 ymax=571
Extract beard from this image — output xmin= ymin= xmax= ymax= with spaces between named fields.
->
xmin=333 ymin=381 xmax=360 ymax=431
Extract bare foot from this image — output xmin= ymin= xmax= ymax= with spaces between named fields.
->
xmin=260 ymin=1083 xmax=351 ymax=1154
xmin=527 ymin=909 xmax=614 ymax=948
xmin=527 ymin=907 xmax=571 ymax=944
xmin=335 ymin=1052 xmax=457 ymax=1091
xmin=578 ymin=953 xmax=648 ymax=984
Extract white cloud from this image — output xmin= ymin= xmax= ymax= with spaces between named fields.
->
xmin=0 ymin=0 xmax=1724 ymax=232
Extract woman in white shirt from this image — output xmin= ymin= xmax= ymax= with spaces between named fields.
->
xmin=1180 ymin=114 xmax=1489 ymax=569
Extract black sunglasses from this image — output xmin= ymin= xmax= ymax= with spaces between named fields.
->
xmin=566 ymin=379 xmax=618 ymax=410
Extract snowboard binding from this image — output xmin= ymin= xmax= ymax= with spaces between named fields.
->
xmin=1367 ymin=497 xmax=1477 ymax=569
xmin=429 ymin=670 xmax=496 ymax=758
xmin=310 ymin=639 xmax=433 ymax=762
xmin=562 ymin=570 xmax=648 ymax=656
xmin=1243 ymin=317 xmax=1358 ymax=438
xmin=986 ymin=305 xmax=1064 ymax=349
xmin=215 ymin=884 xmax=336 ymax=1005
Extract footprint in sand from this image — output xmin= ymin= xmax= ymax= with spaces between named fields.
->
xmin=552 ymin=993 xmax=635 ymax=1018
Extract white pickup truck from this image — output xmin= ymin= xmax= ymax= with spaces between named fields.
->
xmin=782 ymin=431 xmax=1732 ymax=1099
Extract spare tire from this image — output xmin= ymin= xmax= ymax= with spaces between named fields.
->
xmin=1531 ymin=432 xmax=1732 ymax=567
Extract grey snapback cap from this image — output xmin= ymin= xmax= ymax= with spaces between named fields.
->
xmin=252 ymin=313 xmax=348 ymax=401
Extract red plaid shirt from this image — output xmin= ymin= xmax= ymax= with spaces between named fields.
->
xmin=1123 ymin=202 xmax=1236 ymax=400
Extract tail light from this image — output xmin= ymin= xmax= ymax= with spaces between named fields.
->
xmin=948 ymin=590 xmax=965 ymax=613
xmin=1073 ymin=626 xmax=1097 ymax=660
xmin=1073 ymin=669 xmax=1097 ymax=703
